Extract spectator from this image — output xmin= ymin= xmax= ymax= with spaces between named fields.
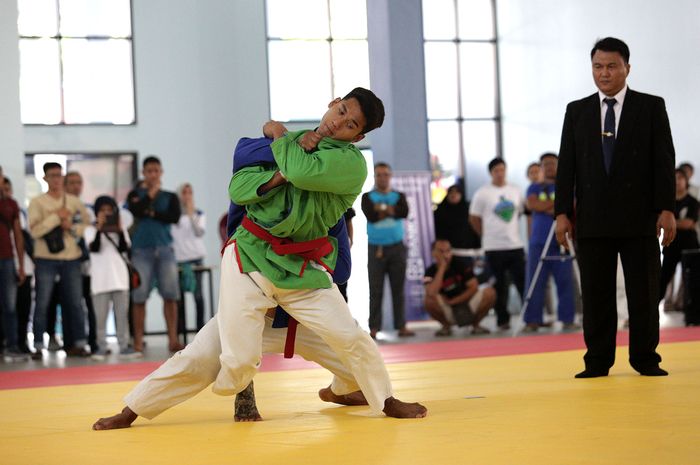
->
xmin=658 ymin=170 xmax=699 ymax=311
xmin=28 ymin=162 xmax=90 ymax=359
xmin=361 ymin=162 xmax=414 ymax=339
xmin=434 ymin=184 xmax=481 ymax=255
xmin=85 ymin=196 xmax=141 ymax=360
xmin=64 ymin=171 xmax=98 ymax=352
xmin=171 ymin=183 xmax=207 ymax=331
xmin=0 ymin=167 xmax=28 ymax=361
xmin=127 ymin=156 xmax=182 ymax=353
xmin=679 ymin=162 xmax=699 ymax=199
xmin=423 ymin=239 xmax=494 ymax=336
xmin=3 ymin=176 xmax=33 ymax=354
xmin=523 ymin=153 xmax=577 ymax=332
xmin=524 ymin=162 xmax=541 ymax=238
xmin=469 ymin=158 xmax=526 ymax=331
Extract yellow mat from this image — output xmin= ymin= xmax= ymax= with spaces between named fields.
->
xmin=1 ymin=342 xmax=699 ymax=465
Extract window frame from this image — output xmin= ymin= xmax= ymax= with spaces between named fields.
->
xmin=18 ymin=0 xmax=137 ymax=126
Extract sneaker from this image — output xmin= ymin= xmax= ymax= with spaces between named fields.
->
xmin=118 ymin=347 xmax=144 ymax=360
xmin=498 ymin=323 xmax=511 ymax=331
xmin=65 ymin=346 xmax=90 ymax=357
xmin=562 ymin=322 xmax=582 ymax=331
xmin=31 ymin=349 xmax=44 ymax=361
xmin=3 ymin=349 xmax=31 ymax=363
xmin=48 ymin=336 xmax=63 ymax=352
xmin=90 ymin=350 xmax=108 ymax=361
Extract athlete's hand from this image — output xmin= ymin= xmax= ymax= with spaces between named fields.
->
xmin=298 ymin=130 xmax=323 ymax=152
xmin=263 ymin=121 xmax=288 ymax=140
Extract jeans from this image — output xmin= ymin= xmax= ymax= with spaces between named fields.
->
xmin=131 ymin=246 xmax=180 ymax=303
xmin=0 ymin=258 xmax=19 ymax=349
xmin=34 ymin=259 xmax=85 ymax=349
xmin=178 ymin=258 xmax=205 ymax=331
xmin=367 ymin=243 xmax=407 ymax=331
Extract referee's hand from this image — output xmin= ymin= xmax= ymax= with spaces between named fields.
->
xmin=555 ymin=214 xmax=573 ymax=250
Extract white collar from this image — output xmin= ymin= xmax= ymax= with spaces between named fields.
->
xmin=598 ymin=85 xmax=628 ymax=107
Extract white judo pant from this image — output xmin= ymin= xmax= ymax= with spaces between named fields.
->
xmin=213 ymin=244 xmax=393 ymax=414
xmin=125 ymin=316 xmax=360 ymax=420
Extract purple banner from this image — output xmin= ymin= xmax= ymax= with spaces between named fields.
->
xmin=393 ymin=172 xmax=435 ymax=321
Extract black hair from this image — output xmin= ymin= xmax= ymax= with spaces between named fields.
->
xmin=342 ymin=87 xmax=385 ymax=134
xmin=431 ymin=238 xmax=451 ymax=250
xmin=374 ymin=162 xmax=392 ymax=171
xmin=676 ymin=168 xmax=689 ymax=183
xmin=679 ymin=162 xmax=694 ymax=173
xmin=142 ymin=156 xmax=161 ymax=168
xmin=3 ymin=176 xmax=10 ymax=186
xmin=94 ymin=195 xmax=119 ymax=219
xmin=539 ymin=152 xmax=558 ymax=162
xmin=488 ymin=158 xmax=506 ymax=172
xmin=591 ymin=37 xmax=630 ymax=64
xmin=43 ymin=162 xmax=62 ymax=175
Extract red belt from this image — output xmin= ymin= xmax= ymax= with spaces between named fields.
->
xmin=241 ymin=215 xmax=335 ymax=358
xmin=241 ymin=215 xmax=334 ymax=276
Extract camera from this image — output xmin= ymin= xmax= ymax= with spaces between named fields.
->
xmin=102 ymin=212 xmax=120 ymax=233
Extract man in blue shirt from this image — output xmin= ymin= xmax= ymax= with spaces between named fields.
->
xmin=361 ymin=162 xmax=413 ymax=339
xmin=127 ymin=156 xmax=182 ymax=354
xmin=524 ymin=153 xmax=576 ymax=331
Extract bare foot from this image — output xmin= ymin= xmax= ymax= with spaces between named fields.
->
xmin=318 ymin=386 xmax=368 ymax=406
xmin=93 ymin=406 xmax=138 ymax=430
xmin=234 ymin=381 xmax=263 ymax=422
xmin=382 ymin=397 xmax=427 ymax=419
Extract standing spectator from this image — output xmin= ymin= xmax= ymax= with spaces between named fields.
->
xmin=524 ymin=162 xmax=541 ymax=238
xmin=434 ymin=184 xmax=481 ymax=254
xmin=361 ymin=162 xmax=414 ymax=339
xmin=64 ymin=171 xmax=98 ymax=352
xmin=0 ymin=167 xmax=28 ymax=361
xmin=523 ymin=153 xmax=577 ymax=331
xmin=171 ymin=183 xmax=207 ymax=331
xmin=658 ymin=170 xmax=698 ymax=310
xmin=85 ymin=196 xmax=140 ymax=360
xmin=3 ymin=176 xmax=33 ymax=353
xmin=423 ymin=239 xmax=494 ymax=336
xmin=679 ymin=162 xmax=699 ymax=199
xmin=555 ymin=37 xmax=675 ymax=378
xmin=29 ymin=162 xmax=90 ymax=359
xmin=469 ymin=158 xmax=526 ymax=331
xmin=337 ymin=207 xmax=356 ymax=302
xmin=127 ymin=156 xmax=182 ymax=353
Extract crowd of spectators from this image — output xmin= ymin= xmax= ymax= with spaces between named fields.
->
xmin=1 ymin=151 xmax=698 ymax=362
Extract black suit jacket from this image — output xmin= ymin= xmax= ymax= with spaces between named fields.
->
xmin=554 ymin=89 xmax=675 ymax=238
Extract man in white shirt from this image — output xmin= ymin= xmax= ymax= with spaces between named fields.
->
xmin=469 ymin=158 xmax=525 ymax=330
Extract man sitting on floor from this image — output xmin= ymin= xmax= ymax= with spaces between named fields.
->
xmin=423 ymin=239 xmax=495 ymax=336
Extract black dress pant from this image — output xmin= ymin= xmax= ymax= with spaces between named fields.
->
xmin=485 ymin=248 xmax=526 ymax=326
xmin=368 ymin=243 xmax=406 ymax=331
xmin=16 ymin=277 xmax=32 ymax=351
xmin=576 ymin=236 xmax=662 ymax=372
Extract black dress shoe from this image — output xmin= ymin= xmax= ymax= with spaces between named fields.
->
xmin=637 ymin=366 xmax=668 ymax=376
xmin=574 ymin=368 xmax=609 ymax=378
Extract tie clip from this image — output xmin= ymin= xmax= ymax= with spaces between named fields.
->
xmin=601 ymin=131 xmax=614 ymax=137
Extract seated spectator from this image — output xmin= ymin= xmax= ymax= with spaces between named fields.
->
xmin=85 ymin=196 xmax=141 ymax=360
xmin=171 ymin=183 xmax=207 ymax=331
xmin=423 ymin=239 xmax=495 ymax=336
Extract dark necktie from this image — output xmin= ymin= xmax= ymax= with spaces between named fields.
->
xmin=602 ymin=97 xmax=616 ymax=174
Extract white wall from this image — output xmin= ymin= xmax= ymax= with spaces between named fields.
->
xmin=0 ymin=0 xmax=271 ymax=331
xmin=497 ymin=0 xmax=700 ymax=188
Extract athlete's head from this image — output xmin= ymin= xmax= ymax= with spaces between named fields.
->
xmin=317 ymin=87 xmax=385 ymax=143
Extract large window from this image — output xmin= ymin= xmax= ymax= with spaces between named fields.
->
xmin=265 ymin=0 xmax=369 ymax=122
xmin=423 ymin=0 xmax=501 ymax=200
xmin=17 ymin=0 xmax=135 ymax=125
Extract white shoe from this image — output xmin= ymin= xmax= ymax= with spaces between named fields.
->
xmin=118 ymin=347 xmax=144 ymax=360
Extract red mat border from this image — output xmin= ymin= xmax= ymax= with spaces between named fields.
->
xmin=1 ymin=326 xmax=698 ymax=390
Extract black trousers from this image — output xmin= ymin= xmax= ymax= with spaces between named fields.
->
xmin=577 ymin=236 xmax=662 ymax=371
xmin=16 ymin=276 xmax=32 ymax=351
xmin=485 ymin=248 xmax=526 ymax=326
xmin=682 ymin=251 xmax=700 ymax=325
xmin=368 ymin=243 xmax=406 ymax=331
